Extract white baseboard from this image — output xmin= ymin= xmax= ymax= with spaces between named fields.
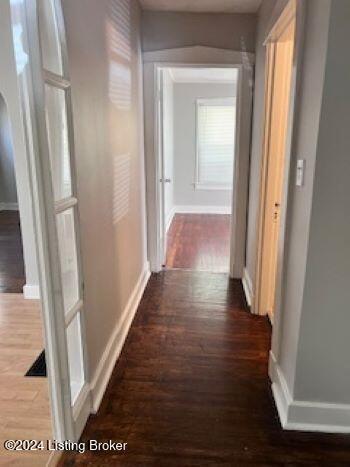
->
xmin=89 ymin=263 xmax=151 ymax=413
xmin=174 ymin=205 xmax=231 ymax=215
xmin=269 ymin=351 xmax=350 ymax=433
xmin=242 ymin=267 xmax=253 ymax=307
xmin=23 ymin=284 xmax=40 ymax=299
xmin=164 ymin=205 xmax=232 ymax=232
xmin=73 ymin=382 xmax=92 ymax=440
xmin=165 ymin=206 xmax=176 ymax=232
xmin=0 ymin=202 xmax=19 ymax=211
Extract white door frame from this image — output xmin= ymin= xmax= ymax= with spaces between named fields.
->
xmin=254 ymin=0 xmax=298 ymax=320
xmin=143 ymin=47 xmax=254 ymax=278
xmin=156 ymin=67 xmax=167 ymax=267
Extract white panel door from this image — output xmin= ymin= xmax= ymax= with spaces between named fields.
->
xmin=32 ymin=0 xmax=88 ymax=438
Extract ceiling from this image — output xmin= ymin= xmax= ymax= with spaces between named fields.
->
xmin=139 ymin=0 xmax=262 ymax=14
xmin=168 ymin=67 xmax=238 ymax=85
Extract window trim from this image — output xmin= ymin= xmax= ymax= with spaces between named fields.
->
xmin=195 ymin=97 xmax=236 ymax=191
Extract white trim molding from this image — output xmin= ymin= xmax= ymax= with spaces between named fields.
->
xmin=165 ymin=206 xmax=176 ymax=233
xmin=73 ymin=382 xmax=92 ymax=440
xmin=23 ymin=284 xmax=40 ymax=299
xmin=166 ymin=206 xmax=231 ymax=231
xmin=143 ymin=46 xmax=255 ymax=65
xmin=0 ymin=202 xmax=19 ymax=211
xmin=194 ymin=183 xmax=232 ymax=191
xmin=89 ymin=263 xmax=151 ymax=413
xmin=269 ymin=352 xmax=350 ymax=433
xmin=242 ymin=268 xmax=253 ymax=307
xmin=174 ymin=205 xmax=231 ymax=215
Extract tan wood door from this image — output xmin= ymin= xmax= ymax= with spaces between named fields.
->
xmin=260 ymin=21 xmax=295 ymax=321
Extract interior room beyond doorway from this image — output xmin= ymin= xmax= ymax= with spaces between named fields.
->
xmin=160 ymin=67 xmax=238 ymax=273
xmin=0 ymin=94 xmax=26 ymax=293
xmin=166 ymin=213 xmax=231 ymax=272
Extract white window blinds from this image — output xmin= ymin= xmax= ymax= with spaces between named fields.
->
xmin=196 ymin=98 xmax=236 ymax=189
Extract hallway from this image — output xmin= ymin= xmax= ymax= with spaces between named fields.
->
xmin=61 ymin=271 xmax=350 ymax=465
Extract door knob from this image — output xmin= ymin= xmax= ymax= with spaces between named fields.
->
xmin=163 ymin=178 xmax=171 ymax=183
xmin=274 ymin=202 xmax=280 ymax=207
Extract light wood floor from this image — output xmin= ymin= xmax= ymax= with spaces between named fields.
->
xmin=0 ymin=293 xmax=52 ymax=466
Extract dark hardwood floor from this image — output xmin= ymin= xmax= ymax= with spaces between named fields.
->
xmin=0 ymin=211 xmax=25 ymax=293
xmin=61 ymin=270 xmax=350 ymax=466
xmin=166 ymin=213 xmax=230 ymax=272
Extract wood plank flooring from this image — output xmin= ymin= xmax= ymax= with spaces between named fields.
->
xmin=0 ymin=211 xmax=26 ymax=293
xmin=0 ymin=294 xmax=52 ymax=466
xmin=165 ymin=214 xmax=230 ymax=273
xmin=60 ymin=270 xmax=350 ymax=466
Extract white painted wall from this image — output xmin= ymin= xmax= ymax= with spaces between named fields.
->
xmin=0 ymin=97 xmax=18 ymax=207
xmin=0 ymin=1 xmax=39 ymax=295
xmin=173 ymin=82 xmax=235 ymax=210
xmin=62 ymin=0 xmax=148 ymax=397
xmin=162 ymin=69 xmax=174 ymax=230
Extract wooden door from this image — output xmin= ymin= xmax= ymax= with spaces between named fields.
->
xmin=260 ymin=20 xmax=295 ymax=321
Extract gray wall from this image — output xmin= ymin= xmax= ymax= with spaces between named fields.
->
xmin=273 ymin=0 xmax=332 ymax=394
xmin=173 ymin=82 xmax=235 ymax=208
xmin=247 ymin=0 xmax=332 ymax=395
xmin=62 ymin=0 xmax=147 ymax=377
xmin=0 ymin=98 xmax=18 ymax=204
xmin=141 ymin=11 xmax=257 ymax=52
xmin=246 ymin=0 xmax=330 ymax=394
xmin=247 ymin=0 xmax=350 ymax=424
xmin=293 ymin=0 xmax=350 ymax=404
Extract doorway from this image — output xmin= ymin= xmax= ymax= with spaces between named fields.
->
xmin=0 ymin=95 xmax=52 ymax=463
xmin=143 ymin=48 xmax=253 ymax=278
xmin=255 ymin=1 xmax=296 ymax=321
xmin=0 ymin=94 xmax=25 ymax=293
xmin=158 ymin=66 xmax=239 ymax=274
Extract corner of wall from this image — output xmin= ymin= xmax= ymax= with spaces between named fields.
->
xmin=269 ymin=351 xmax=350 ymax=433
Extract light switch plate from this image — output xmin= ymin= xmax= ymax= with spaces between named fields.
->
xmin=296 ymin=159 xmax=305 ymax=187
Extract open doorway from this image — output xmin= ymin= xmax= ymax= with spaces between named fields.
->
xmin=0 ymin=92 xmax=51 ymax=463
xmin=255 ymin=0 xmax=296 ymax=322
xmin=158 ymin=67 xmax=238 ymax=273
xmin=0 ymin=94 xmax=25 ymax=293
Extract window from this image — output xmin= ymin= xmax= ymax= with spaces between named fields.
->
xmin=196 ymin=98 xmax=236 ymax=190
